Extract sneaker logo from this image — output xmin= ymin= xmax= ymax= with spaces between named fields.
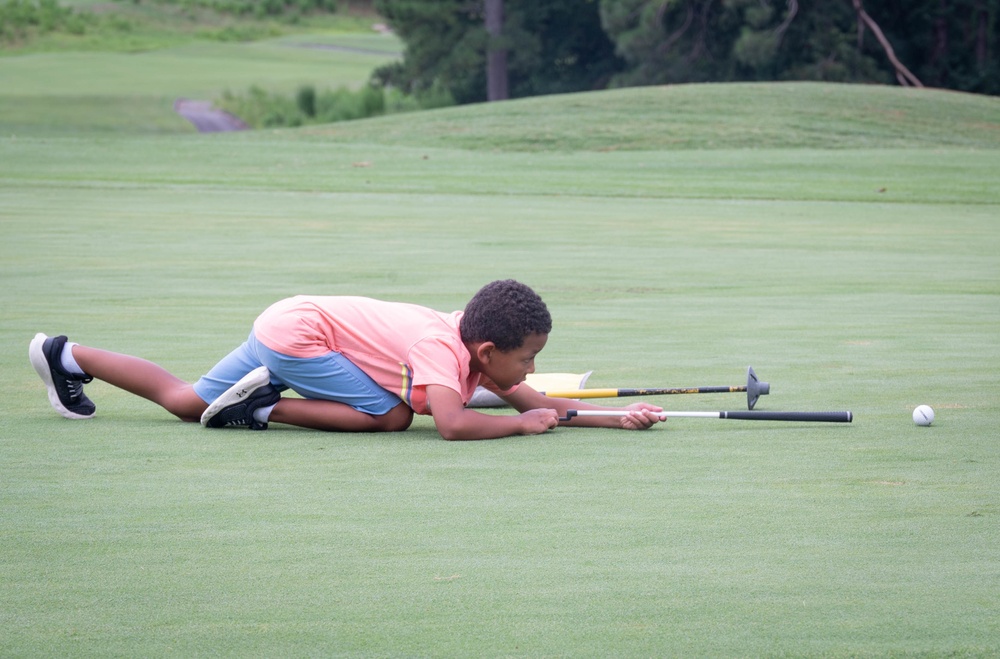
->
xmin=237 ymin=388 xmax=249 ymax=398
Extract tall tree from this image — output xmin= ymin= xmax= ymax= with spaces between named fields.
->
xmin=866 ymin=0 xmax=1000 ymax=94
xmin=598 ymin=0 xmax=999 ymax=93
xmin=375 ymin=0 xmax=999 ymax=102
xmin=373 ymin=0 xmax=621 ymax=104
xmin=485 ymin=0 xmax=509 ymax=100
xmin=372 ymin=1 xmax=485 ymax=103
xmin=598 ymin=0 xmax=889 ymax=86
xmin=852 ymin=0 xmax=923 ymax=86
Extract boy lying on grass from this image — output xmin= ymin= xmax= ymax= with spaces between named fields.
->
xmin=30 ymin=279 xmax=663 ymax=440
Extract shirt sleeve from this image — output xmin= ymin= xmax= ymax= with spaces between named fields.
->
xmin=406 ymin=335 xmax=518 ymax=408
xmin=407 ymin=336 xmax=468 ymax=393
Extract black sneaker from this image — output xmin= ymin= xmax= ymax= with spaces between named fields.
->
xmin=29 ymin=333 xmax=96 ymax=420
xmin=200 ymin=366 xmax=280 ymax=431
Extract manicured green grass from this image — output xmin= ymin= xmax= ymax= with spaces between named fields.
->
xmin=1 ymin=42 xmax=998 ymax=657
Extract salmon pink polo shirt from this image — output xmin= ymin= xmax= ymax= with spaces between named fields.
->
xmin=252 ymin=295 xmax=512 ymax=415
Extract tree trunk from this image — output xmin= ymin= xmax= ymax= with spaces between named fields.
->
xmin=931 ymin=0 xmax=950 ymax=86
xmin=975 ymin=0 xmax=989 ymax=70
xmin=852 ymin=0 xmax=924 ymax=87
xmin=485 ymin=0 xmax=509 ymax=101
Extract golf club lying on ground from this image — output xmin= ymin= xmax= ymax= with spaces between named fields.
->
xmin=541 ymin=366 xmax=770 ymax=410
xmin=559 ymin=410 xmax=853 ymax=423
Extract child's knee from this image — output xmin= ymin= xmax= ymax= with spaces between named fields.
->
xmin=377 ymin=403 xmax=413 ymax=431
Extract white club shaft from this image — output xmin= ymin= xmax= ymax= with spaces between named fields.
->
xmin=560 ymin=409 xmax=854 ymax=423
xmin=566 ymin=410 xmax=718 ymax=420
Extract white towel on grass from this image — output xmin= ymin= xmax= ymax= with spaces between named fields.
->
xmin=468 ymin=371 xmax=593 ymax=408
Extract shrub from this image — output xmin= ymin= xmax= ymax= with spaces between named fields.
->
xmin=139 ymin=0 xmax=338 ymax=18
xmin=0 ymin=0 xmax=87 ymax=42
xmin=218 ymin=82 xmax=454 ymax=130
xmin=219 ymin=86 xmax=303 ymax=128
xmin=296 ymin=85 xmax=317 ymax=118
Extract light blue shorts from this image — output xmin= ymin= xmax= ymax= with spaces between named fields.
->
xmin=193 ymin=331 xmax=402 ymax=415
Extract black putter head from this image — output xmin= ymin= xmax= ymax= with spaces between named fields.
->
xmin=746 ymin=366 xmax=770 ymax=410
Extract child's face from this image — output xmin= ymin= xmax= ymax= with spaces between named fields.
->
xmin=484 ymin=332 xmax=548 ymax=391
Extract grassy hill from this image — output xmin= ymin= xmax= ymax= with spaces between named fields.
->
xmin=295 ymin=82 xmax=1000 ymax=151
xmin=4 ymin=81 xmax=997 ymax=206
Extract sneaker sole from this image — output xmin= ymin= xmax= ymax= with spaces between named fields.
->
xmin=29 ymin=332 xmax=94 ymax=420
xmin=200 ymin=365 xmax=272 ymax=427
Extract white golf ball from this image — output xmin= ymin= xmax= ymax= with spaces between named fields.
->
xmin=912 ymin=405 xmax=934 ymax=426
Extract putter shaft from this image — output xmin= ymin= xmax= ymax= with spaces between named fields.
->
xmin=542 ymin=367 xmax=770 ymax=410
xmin=542 ymin=386 xmax=746 ymax=399
xmin=560 ymin=410 xmax=852 ymax=423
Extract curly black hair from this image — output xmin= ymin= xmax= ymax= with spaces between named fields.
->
xmin=460 ymin=280 xmax=552 ymax=351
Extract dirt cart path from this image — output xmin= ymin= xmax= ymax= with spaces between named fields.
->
xmin=174 ymin=98 xmax=248 ymax=133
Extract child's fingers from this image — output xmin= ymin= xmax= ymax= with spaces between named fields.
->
xmin=621 ymin=409 xmax=663 ymax=430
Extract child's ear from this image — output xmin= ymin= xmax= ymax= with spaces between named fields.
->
xmin=475 ymin=341 xmax=497 ymax=364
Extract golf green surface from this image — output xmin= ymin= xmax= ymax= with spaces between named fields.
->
xmin=2 ymin=29 xmax=999 ymax=656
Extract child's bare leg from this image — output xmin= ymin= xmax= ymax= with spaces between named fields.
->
xmin=270 ymin=398 xmax=413 ymax=432
xmin=72 ymin=345 xmax=207 ymax=422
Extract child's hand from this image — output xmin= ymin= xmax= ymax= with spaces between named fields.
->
xmin=618 ymin=403 xmax=664 ymax=430
xmin=518 ymin=408 xmax=560 ymax=435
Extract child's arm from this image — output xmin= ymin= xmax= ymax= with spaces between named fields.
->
xmin=502 ymin=383 xmax=664 ymax=431
xmin=426 ymin=385 xmax=560 ymax=441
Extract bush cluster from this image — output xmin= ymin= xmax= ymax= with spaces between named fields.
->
xmin=0 ymin=0 xmax=91 ymax=42
xmin=218 ymin=83 xmax=454 ymax=128
xmin=136 ymin=0 xmax=337 ymax=19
